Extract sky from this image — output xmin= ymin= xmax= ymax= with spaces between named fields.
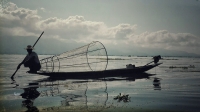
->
xmin=0 ymin=0 xmax=200 ymax=56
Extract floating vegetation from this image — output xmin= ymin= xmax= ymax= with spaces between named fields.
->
xmin=90 ymin=58 xmax=130 ymax=60
xmin=113 ymin=93 xmax=130 ymax=102
xmin=108 ymin=58 xmax=128 ymax=60
xmin=161 ymin=58 xmax=178 ymax=60
xmin=169 ymin=65 xmax=195 ymax=69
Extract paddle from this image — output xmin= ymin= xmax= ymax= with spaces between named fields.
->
xmin=11 ymin=31 xmax=44 ymax=79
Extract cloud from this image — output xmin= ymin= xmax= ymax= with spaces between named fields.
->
xmin=129 ymin=30 xmax=200 ymax=54
xmin=109 ymin=24 xmax=137 ymax=39
xmin=1 ymin=2 xmax=200 ymax=55
xmin=0 ymin=2 xmax=41 ymax=36
xmin=1 ymin=3 xmax=136 ymax=44
xmin=39 ymin=16 xmax=107 ymax=41
xmin=38 ymin=7 xmax=45 ymax=12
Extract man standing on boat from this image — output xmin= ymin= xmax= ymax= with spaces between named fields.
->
xmin=17 ymin=45 xmax=41 ymax=73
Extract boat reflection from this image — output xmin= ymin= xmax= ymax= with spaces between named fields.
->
xmin=38 ymin=78 xmax=108 ymax=112
xmin=11 ymin=72 xmax=157 ymax=111
xmin=36 ymin=73 xmax=155 ymax=111
xmin=153 ymin=78 xmax=161 ymax=90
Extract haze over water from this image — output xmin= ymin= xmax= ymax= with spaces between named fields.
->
xmin=0 ymin=54 xmax=200 ymax=112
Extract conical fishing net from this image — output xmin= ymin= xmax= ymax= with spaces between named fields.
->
xmin=39 ymin=41 xmax=108 ymax=73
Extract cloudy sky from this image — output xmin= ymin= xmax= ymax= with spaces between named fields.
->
xmin=0 ymin=0 xmax=200 ymax=56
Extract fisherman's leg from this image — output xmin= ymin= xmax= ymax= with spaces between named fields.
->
xmin=154 ymin=59 xmax=159 ymax=64
xmin=24 ymin=61 xmax=31 ymax=67
xmin=28 ymin=63 xmax=41 ymax=73
xmin=25 ymin=58 xmax=37 ymax=73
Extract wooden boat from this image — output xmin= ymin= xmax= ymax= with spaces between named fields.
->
xmin=36 ymin=63 xmax=162 ymax=78
xmin=35 ymin=41 xmax=162 ymax=79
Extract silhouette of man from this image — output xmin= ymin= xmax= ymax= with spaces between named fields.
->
xmin=153 ymin=55 xmax=161 ymax=64
xmin=17 ymin=45 xmax=41 ymax=73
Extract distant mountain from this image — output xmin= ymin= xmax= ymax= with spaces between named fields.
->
xmin=1 ymin=35 xmax=199 ymax=57
xmin=106 ymin=46 xmax=200 ymax=57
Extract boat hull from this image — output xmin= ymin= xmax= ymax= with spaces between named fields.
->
xmin=36 ymin=63 xmax=162 ymax=79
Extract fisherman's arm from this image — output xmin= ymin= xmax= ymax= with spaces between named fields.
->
xmin=17 ymin=56 xmax=28 ymax=69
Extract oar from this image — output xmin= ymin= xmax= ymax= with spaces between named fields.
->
xmin=145 ymin=61 xmax=154 ymax=66
xmin=11 ymin=69 xmax=18 ymax=79
xmin=11 ymin=31 xmax=44 ymax=78
xmin=33 ymin=31 xmax=44 ymax=48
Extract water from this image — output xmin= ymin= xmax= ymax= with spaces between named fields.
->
xmin=0 ymin=54 xmax=200 ymax=112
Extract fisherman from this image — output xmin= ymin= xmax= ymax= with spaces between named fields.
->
xmin=17 ymin=45 xmax=41 ymax=73
xmin=153 ymin=55 xmax=161 ymax=64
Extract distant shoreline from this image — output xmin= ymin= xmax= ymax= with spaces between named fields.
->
xmin=0 ymin=54 xmax=200 ymax=58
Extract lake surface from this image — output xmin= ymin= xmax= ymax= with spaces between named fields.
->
xmin=0 ymin=54 xmax=200 ymax=112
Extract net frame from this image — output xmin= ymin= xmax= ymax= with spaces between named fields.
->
xmin=39 ymin=41 xmax=108 ymax=73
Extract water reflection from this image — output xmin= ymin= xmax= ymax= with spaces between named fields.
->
xmin=21 ymin=83 xmax=40 ymax=112
xmin=10 ymin=73 xmax=155 ymax=111
xmin=153 ymin=78 xmax=161 ymax=90
xmin=38 ymin=78 xmax=108 ymax=112
xmin=11 ymin=78 xmax=19 ymax=88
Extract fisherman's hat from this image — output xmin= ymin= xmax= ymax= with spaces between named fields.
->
xmin=25 ymin=45 xmax=34 ymax=50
